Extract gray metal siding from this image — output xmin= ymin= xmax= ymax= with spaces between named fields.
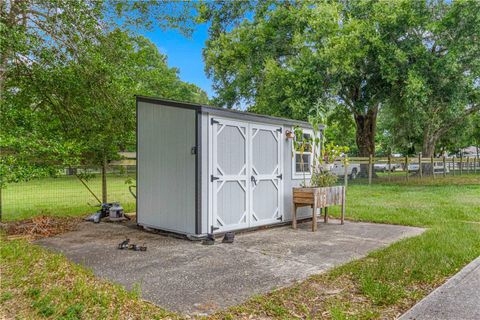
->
xmin=137 ymin=101 xmax=196 ymax=234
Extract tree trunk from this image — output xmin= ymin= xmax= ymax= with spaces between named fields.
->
xmin=421 ymin=130 xmax=438 ymax=175
xmin=354 ymin=109 xmax=378 ymax=177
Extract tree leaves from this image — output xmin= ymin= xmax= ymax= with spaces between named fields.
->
xmin=1 ymin=1 xmax=208 ymax=182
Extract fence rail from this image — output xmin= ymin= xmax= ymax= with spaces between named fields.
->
xmin=343 ymin=154 xmax=479 ymax=185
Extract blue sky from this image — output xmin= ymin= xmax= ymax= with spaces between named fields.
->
xmin=141 ymin=24 xmax=214 ymax=98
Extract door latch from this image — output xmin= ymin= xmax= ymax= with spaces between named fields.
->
xmin=276 ymin=174 xmax=283 ymax=180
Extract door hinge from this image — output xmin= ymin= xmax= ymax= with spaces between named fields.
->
xmin=277 ymin=215 xmax=283 ymax=221
xmin=211 ymin=226 xmax=219 ymax=232
xmin=191 ymin=146 xmax=197 ymax=155
xmin=276 ymin=174 xmax=283 ymax=180
xmin=211 ymin=118 xmax=219 ymax=125
xmin=276 ymin=127 xmax=282 ymax=133
xmin=211 ymin=175 xmax=220 ymax=182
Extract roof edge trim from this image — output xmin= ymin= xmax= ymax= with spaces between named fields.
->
xmin=135 ymin=95 xmax=325 ymax=129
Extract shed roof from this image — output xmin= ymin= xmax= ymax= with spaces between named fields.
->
xmin=136 ymin=95 xmax=324 ymax=129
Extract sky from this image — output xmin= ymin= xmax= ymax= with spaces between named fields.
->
xmin=141 ymin=24 xmax=214 ymax=98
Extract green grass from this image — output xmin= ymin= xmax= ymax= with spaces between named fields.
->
xmin=1 ymin=175 xmax=480 ymax=319
xmin=2 ymin=174 xmax=136 ymax=221
xmin=0 ymin=235 xmax=177 ymax=319
xmin=211 ymin=175 xmax=480 ymax=319
xmin=334 ymin=176 xmax=480 ymax=226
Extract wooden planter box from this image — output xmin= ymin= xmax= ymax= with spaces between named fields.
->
xmin=292 ymin=186 xmax=346 ymax=231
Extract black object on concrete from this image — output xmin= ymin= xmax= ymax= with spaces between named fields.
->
xmin=222 ymin=232 xmax=235 ymax=244
xmin=118 ymin=238 xmax=130 ymax=250
xmin=129 ymin=244 xmax=147 ymax=251
xmin=202 ymin=233 xmax=215 ymax=245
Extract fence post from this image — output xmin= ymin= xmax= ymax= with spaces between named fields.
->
xmin=102 ymin=156 xmax=108 ymax=203
xmin=443 ymin=155 xmax=447 ymax=178
xmin=460 ymin=154 xmax=463 ymax=175
xmin=431 ymin=156 xmax=435 ymax=179
xmin=405 ymin=155 xmax=409 ymax=181
xmin=418 ymin=152 xmax=422 ymax=178
xmin=466 ymin=157 xmax=470 ymax=174
xmin=0 ymin=185 xmax=2 ymax=222
xmin=344 ymin=158 xmax=348 ymax=188
xmin=475 ymin=156 xmax=478 ymax=174
xmin=388 ymin=154 xmax=392 ymax=182
xmin=453 ymin=156 xmax=456 ymax=176
xmin=368 ymin=154 xmax=373 ymax=185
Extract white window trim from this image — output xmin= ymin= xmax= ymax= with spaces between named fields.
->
xmin=292 ymin=129 xmax=314 ymax=180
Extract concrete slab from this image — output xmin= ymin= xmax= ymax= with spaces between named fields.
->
xmin=400 ymin=256 xmax=480 ymax=320
xmin=36 ymin=220 xmax=424 ymax=315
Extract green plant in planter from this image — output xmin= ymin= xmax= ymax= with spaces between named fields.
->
xmin=293 ymin=107 xmax=350 ymax=188
xmin=323 ymin=142 xmax=349 ymax=165
xmin=311 ymin=143 xmax=350 ymax=187
xmin=310 ymin=170 xmax=338 ymax=187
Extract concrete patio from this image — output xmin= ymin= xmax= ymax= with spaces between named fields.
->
xmin=37 ymin=220 xmax=424 ymax=315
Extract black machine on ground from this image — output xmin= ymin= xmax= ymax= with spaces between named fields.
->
xmin=85 ymin=202 xmax=128 ymax=223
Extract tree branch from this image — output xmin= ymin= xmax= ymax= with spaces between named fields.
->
xmin=434 ymin=104 xmax=480 ymax=138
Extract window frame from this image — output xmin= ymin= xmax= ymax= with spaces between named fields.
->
xmin=292 ymin=129 xmax=315 ymax=180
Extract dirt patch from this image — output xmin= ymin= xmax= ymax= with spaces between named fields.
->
xmin=0 ymin=216 xmax=83 ymax=240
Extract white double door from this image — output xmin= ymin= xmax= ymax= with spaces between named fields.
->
xmin=209 ymin=117 xmax=283 ymax=233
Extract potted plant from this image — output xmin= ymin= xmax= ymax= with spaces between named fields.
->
xmin=292 ymin=110 xmax=348 ymax=230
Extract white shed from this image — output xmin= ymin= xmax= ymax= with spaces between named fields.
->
xmin=136 ymin=96 xmax=324 ymax=238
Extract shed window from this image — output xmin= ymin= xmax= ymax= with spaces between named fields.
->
xmin=293 ymin=132 xmax=313 ymax=177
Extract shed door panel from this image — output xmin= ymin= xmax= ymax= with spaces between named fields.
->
xmin=210 ymin=117 xmax=283 ymax=233
xmin=211 ymin=119 xmax=249 ymax=232
xmin=250 ymin=124 xmax=282 ymax=226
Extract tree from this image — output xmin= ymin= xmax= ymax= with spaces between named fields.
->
xmin=1 ymin=0 xmax=207 ymax=199
xmin=202 ymin=0 xmax=479 ymax=165
xmin=385 ymin=0 xmax=480 ymax=158
xmin=201 ymin=0 xmax=428 ymax=165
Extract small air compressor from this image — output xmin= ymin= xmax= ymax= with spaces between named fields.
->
xmin=85 ymin=202 xmax=128 ymax=223
xmin=108 ymin=202 xmax=125 ymax=220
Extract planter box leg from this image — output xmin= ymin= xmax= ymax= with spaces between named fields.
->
xmin=292 ymin=203 xmax=297 ymax=229
xmin=324 ymin=207 xmax=329 ymax=223
xmin=312 ymin=202 xmax=317 ymax=232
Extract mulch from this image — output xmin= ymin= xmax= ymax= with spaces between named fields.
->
xmin=0 ymin=216 xmax=83 ymax=240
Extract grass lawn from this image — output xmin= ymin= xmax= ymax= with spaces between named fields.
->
xmin=2 ymin=174 xmax=136 ymax=221
xmin=1 ymin=174 xmax=480 ymax=319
